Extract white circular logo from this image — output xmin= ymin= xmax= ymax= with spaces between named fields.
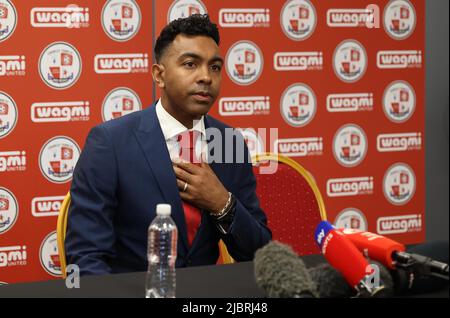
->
xmin=0 ymin=0 xmax=17 ymax=42
xmin=168 ymin=0 xmax=207 ymax=23
xmin=225 ymin=41 xmax=263 ymax=86
xmin=0 ymin=91 xmax=18 ymax=139
xmin=102 ymin=0 xmax=141 ymax=42
xmin=39 ymin=231 xmax=61 ymax=277
xmin=280 ymin=83 xmax=316 ymax=127
xmin=334 ymin=208 xmax=368 ymax=231
xmin=39 ymin=42 xmax=82 ymax=90
xmin=333 ymin=124 xmax=368 ymax=168
xmin=0 ymin=187 xmax=18 ymax=235
xmin=236 ymin=128 xmax=265 ymax=159
xmin=383 ymin=163 xmax=416 ymax=205
xmin=280 ymin=0 xmax=316 ymax=41
xmin=102 ymin=87 xmax=142 ymax=122
xmin=383 ymin=81 xmax=416 ymax=123
xmin=39 ymin=136 xmax=80 ymax=184
xmin=333 ymin=40 xmax=367 ymax=83
xmin=384 ymin=0 xmax=416 ymax=40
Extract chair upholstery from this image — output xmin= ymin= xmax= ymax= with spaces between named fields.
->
xmin=252 ymin=153 xmax=327 ymax=256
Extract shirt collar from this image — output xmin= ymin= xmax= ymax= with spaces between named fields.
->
xmin=155 ymin=99 xmax=205 ymax=141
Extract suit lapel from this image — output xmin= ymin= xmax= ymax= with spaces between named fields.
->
xmin=204 ymin=115 xmax=223 ymax=180
xmin=133 ymin=105 xmax=189 ymax=252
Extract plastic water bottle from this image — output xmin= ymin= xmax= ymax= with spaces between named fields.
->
xmin=145 ymin=204 xmax=178 ymax=298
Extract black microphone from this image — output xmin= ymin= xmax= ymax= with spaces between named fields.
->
xmin=308 ymin=263 xmax=353 ymax=298
xmin=341 ymin=230 xmax=449 ymax=295
xmin=254 ymin=241 xmax=318 ymax=298
xmin=309 ymin=261 xmax=395 ymax=298
xmin=392 ymin=241 xmax=450 ymax=295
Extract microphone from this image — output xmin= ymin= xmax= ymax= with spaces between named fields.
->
xmin=338 ymin=228 xmax=405 ymax=269
xmin=403 ymin=241 xmax=450 ymax=294
xmin=308 ymin=263 xmax=354 ymax=298
xmin=309 ymin=261 xmax=394 ymax=298
xmin=341 ymin=229 xmax=449 ymax=279
xmin=340 ymin=229 xmax=449 ymax=294
xmin=254 ymin=241 xmax=318 ymax=298
xmin=314 ymin=221 xmax=389 ymax=297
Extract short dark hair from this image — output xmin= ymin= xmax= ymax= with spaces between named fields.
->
xmin=154 ymin=14 xmax=220 ymax=63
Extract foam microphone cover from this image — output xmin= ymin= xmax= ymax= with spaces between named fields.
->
xmin=315 ymin=221 xmax=371 ymax=287
xmin=254 ymin=241 xmax=318 ymax=298
xmin=309 ymin=261 xmax=395 ymax=298
xmin=340 ymin=228 xmax=406 ymax=269
xmin=308 ymin=263 xmax=354 ymax=298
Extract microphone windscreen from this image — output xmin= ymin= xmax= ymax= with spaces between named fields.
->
xmin=308 ymin=263 xmax=354 ymax=298
xmin=254 ymin=241 xmax=318 ymax=298
xmin=368 ymin=260 xmax=395 ymax=298
xmin=309 ymin=261 xmax=395 ymax=298
xmin=315 ymin=221 xmax=371 ymax=287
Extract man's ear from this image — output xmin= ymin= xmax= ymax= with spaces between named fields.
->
xmin=152 ymin=63 xmax=165 ymax=89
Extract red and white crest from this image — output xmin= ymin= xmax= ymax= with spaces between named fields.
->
xmin=38 ymin=42 xmax=82 ymax=90
xmin=102 ymin=0 xmax=141 ymax=42
xmin=0 ymin=0 xmax=17 ymax=42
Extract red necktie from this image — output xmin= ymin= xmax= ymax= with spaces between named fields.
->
xmin=177 ymin=131 xmax=202 ymax=247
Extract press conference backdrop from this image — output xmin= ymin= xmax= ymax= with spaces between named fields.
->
xmin=0 ymin=0 xmax=426 ymax=284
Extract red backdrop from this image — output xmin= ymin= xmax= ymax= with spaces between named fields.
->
xmin=0 ymin=0 xmax=424 ymax=284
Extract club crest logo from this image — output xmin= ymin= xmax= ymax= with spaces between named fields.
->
xmin=383 ymin=81 xmax=416 ymax=123
xmin=0 ymin=0 xmax=17 ymax=42
xmin=333 ymin=124 xmax=368 ymax=167
xmin=39 ymin=136 xmax=80 ymax=183
xmin=383 ymin=163 xmax=416 ymax=205
xmin=333 ymin=40 xmax=367 ymax=83
xmin=39 ymin=231 xmax=61 ymax=276
xmin=334 ymin=208 xmax=368 ymax=231
xmin=237 ymin=128 xmax=265 ymax=159
xmin=102 ymin=0 xmax=141 ymax=42
xmin=384 ymin=0 xmax=416 ymax=40
xmin=280 ymin=83 xmax=316 ymax=127
xmin=225 ymin=41 xmax=263 ymax=86
xmin=280 ymin=0 xmax=317 ymax=41
xmin=168 ymin=0 xmax=207 ymax=23
xmin=102 ymin=87 xmax=142 ymax=122
xmin=0 ymin=91 xmax=18 ymax=139
xmin=0 ymin=187 xmax=18 ymax=235
xmin=38 ymin=42 xmax=82 ymax=90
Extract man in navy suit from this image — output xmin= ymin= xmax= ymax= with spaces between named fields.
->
xmin=65 ymin=14 xmax=272 ymax=276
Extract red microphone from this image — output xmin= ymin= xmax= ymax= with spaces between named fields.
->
xmin=315 ymin=221 xmax=385 ymax=297
xmin=340 ymin=228 xmax=405 ymax=270
xmin=341 ymin=229 xmax=449 ymax=282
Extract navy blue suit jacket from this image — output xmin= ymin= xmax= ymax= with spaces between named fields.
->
xmin=65 ymin=104 xmax=272 ymax=275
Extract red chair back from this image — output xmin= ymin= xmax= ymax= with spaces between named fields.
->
xmin=253 ymin=154 xmax=327 ymax=255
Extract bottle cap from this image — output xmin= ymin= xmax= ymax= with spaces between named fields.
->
xmin=156 ymin=204 xmax=171 ymax=216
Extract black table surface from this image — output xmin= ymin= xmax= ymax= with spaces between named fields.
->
xmin=0 ymin=254 xmax=448 ymax=298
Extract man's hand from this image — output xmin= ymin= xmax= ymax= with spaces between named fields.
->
xmin=173 ymin=159 xmax=229 ymax=213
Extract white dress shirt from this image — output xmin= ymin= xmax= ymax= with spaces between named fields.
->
xmin=155 ymin=100 xmax=234 ymax=234
xmin=155 ymin=99 xmax=208 ymax=163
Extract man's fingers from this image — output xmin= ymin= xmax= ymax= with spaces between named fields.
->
xmin=175 ymin=161 xmax=201 ymax=174
xmin=173 ymin=166 xmax=191 ymax=182
xmin=179 ymin=191 xmax=193 ymax=202
xmin=176 ymin=178 xmax=187 ymax=191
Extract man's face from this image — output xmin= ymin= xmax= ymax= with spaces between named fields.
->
xmin=156 ymin=34 xmax=223 ymax=119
